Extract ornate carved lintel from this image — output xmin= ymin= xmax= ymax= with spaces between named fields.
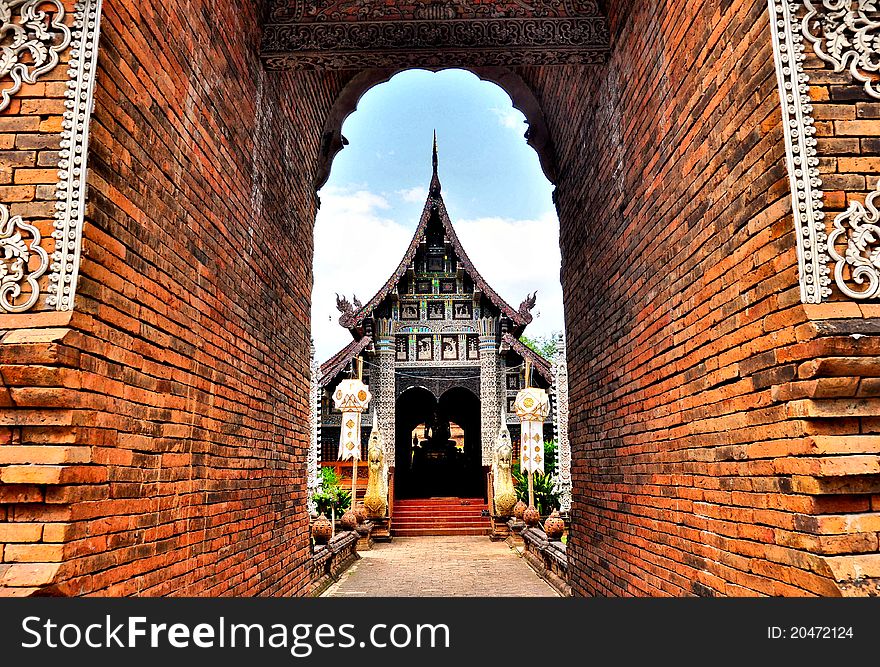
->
xmin=261 ymin=1 xmax=609 ymax=69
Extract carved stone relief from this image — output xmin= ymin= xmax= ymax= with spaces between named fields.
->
xmin=49 ymin=0 xmax=102 ymax=312
xmin=262 ymin=0 xmax=609 ymax=69
xmin=828 ymin=180 xmax=880 ymax=299
xmin=552 ymin=333 xmax=572 ymax=513
xmin=0 ymin=0 xmax=102 ymax=314
xmin=803 ymin=1 xmax=880 ymax=100
xmin=0 ymin=204 xmax=48 ymax=312
xmin=768 ymin=0 xmax=832 ymax=303
xmin=767 ymin=1 xmax=880 ymax=302
xmin=0 ymin=0 xmax=72 ymax=112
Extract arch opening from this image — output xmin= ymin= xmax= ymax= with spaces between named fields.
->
xmin=394 ymin=386 xmax=482 ymax=499
xmin=315 ymin=67 xmax=559 ymax=191
xmin=312 ymin=67 xmax=565 ymax=520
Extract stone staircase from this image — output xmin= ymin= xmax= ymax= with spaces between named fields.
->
xmin=392 ymin=498 xmax=491 ymax=537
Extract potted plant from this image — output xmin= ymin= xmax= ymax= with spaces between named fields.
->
xmin=312 ymin=467 xmax=352 ymax=536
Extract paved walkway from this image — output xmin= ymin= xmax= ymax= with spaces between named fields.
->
xmin=323 ymin=537 xmax=558 ymax=597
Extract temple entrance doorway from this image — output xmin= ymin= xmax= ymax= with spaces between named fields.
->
xmin=394 ymin=387 xmax=482 ymax=499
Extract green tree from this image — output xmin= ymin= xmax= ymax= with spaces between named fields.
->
xmin=519 ymin=332 xmax=561 ymax=360
xmin=312 ymin=467 xmax=351 ymax=517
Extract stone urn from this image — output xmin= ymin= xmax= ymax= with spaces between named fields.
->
xmin=312 ymin=513 xmax=333 ymax=545
xmin=523 ymin=505 xmax=541 ymax=527
xmin=513 ymin=500 xmax=527 ymax=521
xmin=354 ymin=504 xmax=368 ymax=525
xmin=544 ymin=509 xmax=565 ymax=541
xmin=340 ymin=509 xmax=358 ymax=531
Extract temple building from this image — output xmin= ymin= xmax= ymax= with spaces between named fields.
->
xmin=315 ymin=138 xmax=564 ymax=508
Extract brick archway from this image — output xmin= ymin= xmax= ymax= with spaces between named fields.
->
xmin=2 ymin=0 xmax=880 ymax=598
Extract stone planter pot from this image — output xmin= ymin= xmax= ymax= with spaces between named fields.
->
xmin=544 ymin=509 xmax=565 ymax=541
xmin=312 ymin=513 xmax=333 ymax=545
xmin=354 ymin=504 xmax=367 ymax=525
xmin=513 ymin=500 xmax=527 ymax=521
xmin=340 ymin=509 xmax=358 ymax=531
xmin=523 ymin=505 xmax=541 ymax=527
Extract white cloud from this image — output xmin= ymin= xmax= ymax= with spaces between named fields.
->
xmin=490 ymin=107 xmax=526 ymax=132
xmin=312 ymin=186 xmax=414 ymax=361
xmin=397 ymin=186 xmax=427 ymax=203
xmin=454 ymin=212 xmax=564 ymax=342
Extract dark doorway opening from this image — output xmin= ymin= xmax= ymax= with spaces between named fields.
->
xmin=395 ymin=386 xmax=482 ymax=499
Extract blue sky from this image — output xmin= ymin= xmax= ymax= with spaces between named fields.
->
xmin=313 ymin=69 xmax=563 ymax=361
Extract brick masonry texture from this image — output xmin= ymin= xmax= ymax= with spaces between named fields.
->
xmin=1 ymin=0 xmax=347 ymax=596
xmin=2 ymin=0 xmax=880 ymax=597
xmin=523 ymin=0 xmax=880 ymax=596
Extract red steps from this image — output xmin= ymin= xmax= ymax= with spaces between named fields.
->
xmin=392 ymin=498 xmax=491 ymax=537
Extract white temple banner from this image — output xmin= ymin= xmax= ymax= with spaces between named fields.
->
xmin=333 ymin=379 xmax=371 ymax=461
xmin=514 ymin=386 xmax=550 ymax=475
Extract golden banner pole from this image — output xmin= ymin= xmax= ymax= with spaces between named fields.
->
xmin=524 ymin=359 xmax=534 ymax=507
xmin=352 ymin=358 xmax=364 ymax=509
xmin=528 ymin=465 xmax=535 ymax=508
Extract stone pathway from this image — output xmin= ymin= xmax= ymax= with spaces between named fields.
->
xmin=322 ymin=537 xmax=558 ymax=597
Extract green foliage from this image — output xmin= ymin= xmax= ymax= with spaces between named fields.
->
xmin=518 ymin=332 xmax=561 ymax=360
xmin=312 ymin=467 xmax=351 ymax=517
xmin=512 ymin=440 xmax=559 ymax=515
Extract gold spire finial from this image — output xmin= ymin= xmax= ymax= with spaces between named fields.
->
xmin=429 ymin=130 xmax=442 ymax=197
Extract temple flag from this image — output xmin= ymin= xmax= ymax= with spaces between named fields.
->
xmin=333 ymin=379 xmax=372 ymax=461
xmin=514 ymin=387 xmax=550 ymax=475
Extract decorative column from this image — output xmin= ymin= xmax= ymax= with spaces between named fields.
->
xmin=374 ymin=318 xmax=396 ymax=463
xmin=552 ymin=333 xmax=572 ymax=513
xmin=307 ymin=341 xmax=321 ymax=516
xmin=478 ymin=317 xmax=499 ymax=466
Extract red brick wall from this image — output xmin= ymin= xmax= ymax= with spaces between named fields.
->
xmin=521 ymin=0 xmax=880 ymax=596
xmin=1 ymin=0 xmax=351 ymax=596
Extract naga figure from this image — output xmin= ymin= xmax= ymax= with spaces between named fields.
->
xmin=363 ymin=420 xmax=388 ymax=518
xmin=492 ymin=415 xmax=518 ymax=517
xmin=517 ymin=291 xmax=538 ymax=324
